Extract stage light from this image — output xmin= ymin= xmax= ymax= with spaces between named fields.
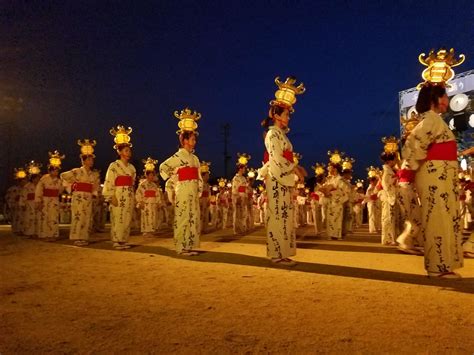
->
xmin=469 ymin=114 xmax=474 ymax=128
xmin=461 ymin=158 xmax=468 ymax=171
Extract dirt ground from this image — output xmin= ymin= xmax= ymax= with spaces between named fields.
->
xmin=1 ymin=224 xmax=473 ymax=354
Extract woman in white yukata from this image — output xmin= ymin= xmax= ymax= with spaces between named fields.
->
xmin=103 ymin=126 xmax=136 ymax=250
xmin=20 ymin=162 xmax=42 ymax=238
xmin=159 ymin=108 xmax=203 ymax=256
xmin=366 ymin=174 xmax=382 ymax=233
xmin=232 ymin=156 xmax=249 ymax=235
xmin=404 ymin=84 xmax=464 ymax=278
xmin=379 ymin=151 xmax=398 ymax=246
xmin=61 ymin=140 xmax=100 ymax=246
xmin=36 ymin=151 xmax=65 ymax=241
xmin=135 ymin=158 xmax=161 ymax=236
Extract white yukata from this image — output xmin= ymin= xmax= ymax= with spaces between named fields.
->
xmin=341 ymin=179 xmax=354 ymax=235
xmin=246 ymin=184 xmax=255 ymax=231
xmin=160 ymin=148 xmax=202 ymax=253
xmin=217 ymin=190 xmax=230 ymax=230
xmin=263 ymin=125 xmax=296 ymax=259
xmin=379 ymin=164 xmax=398 ymax=245
xmin=135 ymin=179 xmax=162 ymax=233
xmin=366 ymin=183 xmax=381 ymax=233
xmin=352 ymin=192 xmax=365 ymax=228
xmin=232 ymin=174 xmax=248 ymax=235
xmin=36 ymin=174 xmax=63 ymax=239
xmin=61 ymin=167 xmax=100 ymax=241
xmin=103 ymin=160 xmax=136 ymax=243
xmin=257 ymin=192 xmax=268 ymax=226
xmin=404 ymin=110 xmax=463 ymax=273
xmin=164 ymin=179 xmax=175 ymax=228
xmin=20 ymin=182 xmax=38 ymax=236
xmin=324 ymin=174 xmax=348 ymax=239
xmin=310 ymin=190 xmax=323 ymax=235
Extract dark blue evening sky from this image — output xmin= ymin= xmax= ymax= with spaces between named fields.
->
xmin=1 ymin=0 xmax=473 ymax=181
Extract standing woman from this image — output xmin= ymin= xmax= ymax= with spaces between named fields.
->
xmin=261 ymin=76 xmax=306 ymax=266
xmin=36 ymin=151 xmax=65 ymax=241
xmin=379 ymin=149 xmax=399 ymax=246
xmin=20 ymin=162 xmax=42 ymax=238
xmin=232 ymin=154 xmax=250 ymax=235
xmin=135 ymin=158 xmax=161 ymax=236
xmin=404 ymin=83 xmax=463 ymax=278
xmin=103 ymin=126 xmax=136 ymax=250
xmin=159 ymin=108 xmax=203 ymax=256
xmin=61 ymin=139 xmax=100 ymax=246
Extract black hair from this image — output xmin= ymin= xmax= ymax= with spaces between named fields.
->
xmin=116 ymin=144 xmax=130 ymax=152
xmin=415 ymin=84 xmax=447 ymax=114
xmin=81 ymin=154 xmax=94 ymax=161
xmin=381 ymin=152 xmax=397 ymax=162
xmin=261 ymin=105 xmax=287 ymax=129
xmin=179 ymin=131 xmax=196 ymax=147
xmin=328 ymin=162 xmax=342 ymax=174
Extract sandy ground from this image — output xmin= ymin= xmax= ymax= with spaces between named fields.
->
xmin=1 ymin=224 xmax=473 ymax=354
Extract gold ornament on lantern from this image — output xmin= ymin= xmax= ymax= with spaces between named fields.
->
xmin=311 ymin=163 xmax=326 ymax=177
xmin=142 ymin=157 xmax=158 ymax=173
xmin=174 ymin=108 xmax=201 ymax=135
xmin=77 ymin=139 xmax=97 ymax=157
xmin=293 ymin=152 xmax=302 ymax=165
xmin=417 ymin=48 xmax=465 ymax=89
xmin=258 ymin=185 xmax=265 ymax=192
xmin=381 ymin=136 xmax=400 ymax=154
xmin=110 ymin=125 xmax=133 ymax=150
xmin=218 ymin=178 xmax=227 ymax=188
xmin=247 ymin=168 xmax=257 ymax=179
xmin=270 ymin=76 xmax=306 ymax=113
xmin=14 ymin=167 xmax=27 ymax=180
xmin=27 ymin=161 xmax=42 ymax=175
xmin=342 ymin=157 xmax=355 ymax=172
xmin=328 ymin=150 xmax=344 ymax=165
xmin=237 ymin=153 xmax=251 ymax=166
xmin=200 ymin=161 xmax=211 ymax=174
xmin=355 ymin=179 xmax=364 ymax=188
xmin=367 ymin=166 xmax=381 ymax=179
xmin=400 ymin=112 xmax=421 ymax=137
xmin=48 ymin=150 xmax=65 ymax=169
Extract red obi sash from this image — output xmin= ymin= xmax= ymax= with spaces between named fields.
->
xmin=201 ymin=191 xmax=209 ymax=198
xmin=263 ymin=150 xmax=294 ymax=163
xmin=73 ymin=182 xmax=93 ymax=193
xmin=426 ymin=141 xmax=457 ymax=161
xmin=370 ymin=194 xmax=378 ymax=201
xmin=178 ymin=167 xmax=198 ymax=181
xmin=238 ymin=186 xmax=246 ymax=193
xmin=263 ymin=150 xmax=269 ymax=163
xmin=43 ymin=189 xmax=59 ymax=197
xmin=310 ymin=192 xmax=319 ymax=201
xmin=144 ymin=190 xmax=156 ymax=198
xmin=397 ymin=169 xmax=416 ymax=183
xmin=27 ymin=193 xmax=35 ymax=201
xmin=115 ymin=176 xmax=133 ymax=187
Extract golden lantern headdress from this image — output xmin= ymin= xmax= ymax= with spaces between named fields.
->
xmin=355 ymin=179 xmax=364 ymax=188
xmin=311 ymin=163 xmax=326 ymax=177
xmin=48 ymin=150 xmax=65 ymax=169
xmin=367 ymin=166 xmax=381 ymax=179
xmin=212 ymin=185 xmax=218 ymax=192
xmin=293 ymin=152 xmax=302 ymax=165
xmin=247 ymin=168 xmax=257 ymax=179
xmin=226 ymin=182 xmax=232 ymax=188
xmin=174 ymin=108 xmax=201 ymax=135
xmin=26 ymin=161 xmax=42 ymax=176
xmin=270 ymin=76 xmax=306 ymax=113
xmin=200 ymin=161 xmax=211 ymax=174
xmin=14 ymin=167 xmax=27 ymax=180
xmin=237 ymin=152 xmax=251 ymax=166
xmin=342 ymin=157 xmax=355 ymax=173
xmin=382 ymin=136 xmax=400 ymax=154
xmin=297 ymin=183 xmax=305 ymax=189
xmin=142 ymin=157 xmax=158 ymax=173
xmin=257 ymin=184 xmax=265 ymax=192
xmin=110 ymin=125 xmax=133 ymax=150
xmin=417 ymin=48 xmax=465 ymax=89
xmin=77 ymin=139 xmax=97 ymax=157
xmin=400 ymin=112 xmax=421 ymax=137
xmin=218 ymin=178 xmax=227 ymax=188
xmin=328 ymin=149 xmax=344 ymax=166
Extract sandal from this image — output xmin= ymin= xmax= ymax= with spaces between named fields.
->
xmin=427 ymin=272 xmax=462 ymax=279
xmin=463 ymin=251 xmax=474 ymax=259
xmin=271 ymin=258 xmax=297 ymax=267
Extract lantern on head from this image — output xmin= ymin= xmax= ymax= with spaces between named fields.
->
xmin=417 ymin=48 xmax=465 ymax=89
xmin=200 ymin=161 xmax=211 ymax=174
xmin=110 ymin=125 xmax=133 ymax=150
xmin=237 ymin=153 xmax=251 ymax=166
xmin=174 ymin=108 xmax=201 ymax=135
xmin=270 ymin=76 xmax=306 ymax=113
xmin=77 ymin=139 xmax=97 ymax=157
xmin=48 ymin=150 xmax=65 ymax=169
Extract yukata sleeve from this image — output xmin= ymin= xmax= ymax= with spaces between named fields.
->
xmin=102 ymin=163 xmax=117 ymax=199
xmin=403 ymin=114 xmax=438 ymax=171
xmin=159 ymin=154 xmax=179 ymax=181
xmin=265 ymin=131 xmax=295 ymax=177
xmin=35 ymin=176 xmax=46 ymax=203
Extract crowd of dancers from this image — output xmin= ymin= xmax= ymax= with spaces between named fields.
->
xmin=4 ymin=59 xmax=474 ymax=279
